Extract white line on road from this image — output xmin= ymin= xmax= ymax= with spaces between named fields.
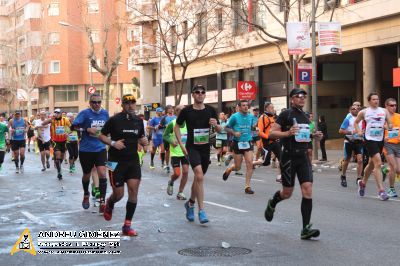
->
xmin=21 ymin=211 xmax=45 ymax=225
xmin=204 ymin=201 xmax=248 ymax=213
xmin=0 ymin=198 xmax=41 ymax=210
xmin=231 ymin=176 xmax=266 ymax=182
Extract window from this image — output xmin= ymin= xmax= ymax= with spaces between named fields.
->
xmin=303 ymin=0 xmax=311 ymax=4
xmin=48 ymin=32 xmax=60 ymax=45
xmin=0 ymin=67 xmax=5 ymax=78
xmin=216 ymin=9 xmax=223 ymax=31
xmin=279 ymin=0 xmax=286 ymax=12
xmin=170 ymin=25 xmax=177 ymax=51
xmin=90 ymin=30 xmax=100 ymax=43
xmin=16 ymin=10 xmax=24 ymax=25
xmin=89 ymin=59 xmax=100 ymax=72
xmin=197 ymin=12 xmax=207 ymax=45
xmin=1 ymin=0 xmax=8 ymax=7
xmin=223 ymin=71 xmax=238 ymax=89
xmin=232 ymin=0 xmax=246 ymax=35
xmin=49 ymin=60 xmax=60 ymax=73
xmin=54 ymin=85 xmax=78 ymax=102
xmin=152 ymin=69 xmax=157 ymax=86
xmin=39 ymin=88 xmax=49 ymax=105
xmin=127 ymin=28 xmax=134 ymax=42
xmin=182 ymin=21 xmax=188 ymax=39
xmin=48 ymin=3 xmax=59 ymax=16
xmin=88 ymin=1 xmax=99 ymax=13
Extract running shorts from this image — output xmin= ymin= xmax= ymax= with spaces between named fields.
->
xmin=11 ymin=140 xmax=26 ymax=151
xmin=37 ymin=139 xmax=51 ymax=152
xmin=232 ymin=140 xmax=254 ymax=155
xmin=364 ymin=140 xmax=384 ymax=158
xmin=384 ymin=142 xmax=400 ymax=158
xmin=53 ymin=141 xmax=66 ymax=153
xmin=79 ymin=150 xmax=107 ymax=174
xmin=187 ymin=147 xmax=210 ymax=174
xmin=109 ymin=159 xmax=141 ymax=187
xmin=171 ymin=156 xmax=189 ymax=168
xmin=262 ymin=141 xmax=282 ymax=166
xmin=280 ymin=149 xmax=313 ymax=188
xmin=343 ymin=141 xmax=363 ymax=160
xmin=66 ymin=142 xmax=79 ymax=160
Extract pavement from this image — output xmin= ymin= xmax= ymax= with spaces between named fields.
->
xmin=1 ymin=146 xmax=400 ymax=266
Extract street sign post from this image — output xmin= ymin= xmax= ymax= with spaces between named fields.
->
xmin=237 ymin=81 xmax=257 ymax=100
xmin=87 ymin=86 xmax=96 ymax=94
xmin=296 ymin=63 xmax=313 ymax=85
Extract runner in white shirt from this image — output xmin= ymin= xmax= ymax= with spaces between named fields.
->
xmin=34 ymin=111 xmax=51 ymax=171
xmin=354 ymin=93 xmax=392 ymax=200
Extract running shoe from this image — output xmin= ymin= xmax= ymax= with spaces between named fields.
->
xmin=264 ymin=199 xmax=275 ymax=222
xmin=57 ymin=173 xmax=62 ymax=180
xmin=224 ymin=154 xmax=233 ymax=166
xmin=357 ymin=180 xmax=365 ymax=197
xmin=69 ymin=166 xmax=73 ymax=173
xmin=122 ymin=225 xmax=138 ymax=237
xmin=276 ymin=175 xmax=282 ymax=183
xmin=381 ymin=165 xmax=388 ymax=182
xmin=184 ymin=201 xmax=195 ymax=222
xmin=99 ymin=202 xmax=106 ymax=213
xmin=82 ymin=195 xmax=90 ymax=209
xmin=356 ymin=177 xmax=361 ymax=185
xmin=19 ymin=165 xmax=24 ymax=173
xmin=301 ymin=224 xmax=320 ymax=240
xmin=387 ymin=188 xmax=398 ymax=198
xmin=166 ymin=166 xmax=170 ymax=174
xmin=91 ymin=184 xmax=96 ymax=197
xmin=235 ymin=171 xmax=243 ymax=176
xmin=378 ymin=190 xmax=389 ymax=201
xmin=150 ymin=161 xmax=155 ymax=169
xmin=167 ymin=180 xmax=174 ymax=196
xmin=217 ymin=162 xmax=221 ymax=166
xmin=103 ymin=201 xmax=113 ymax=221
xmin=41 ymin=167 xmax=46 ymax=172
xmin=340 ymin=175 xmax=347 ymax=187
xmin=176 ymin=192 xmax=186 ymax=200
xmin=46 ymin=160 xmax=50 ymax=169
xmin=198 ymin=210 xmax=209 ymax=224
xmin=245 ymin=187 xmax=254 ymax=194
xmin=222 ymin=168 xmax=232 ymax=181
xmin=15 ymin=167 xmax=19 ymax=174
xmin=95 ymin=189 xmax=100 ymax=199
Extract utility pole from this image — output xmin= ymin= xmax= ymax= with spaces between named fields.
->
xmin=312 ymin=0 xmax=318 ymax=159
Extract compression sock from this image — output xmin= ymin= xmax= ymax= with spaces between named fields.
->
xmin=55 ymin=159 xmax=61 ymax=173
xmin=125 ymin=201 xmax=137 ymax=222
xmin=217 ymin=154 xmax=221 ymax=162
xmin=82 ymin=180 xmax=90 ymax=195
xmin=150 ymin=152 xmax=155 ymax=163
xmin=161 ymin=152 xmax=165 ymax=165
xmin=14 ymin=158 xmax=19 ymax=168
xmin=20 ymin=156 xmax=25 ymax=166
xmin=99 ymin=178 xmax=107 ymax=203
xmin=189 ymin=198 xmax=195 ymax=205
xmin=271 ymin=190 xmax=283 ymax=208
xmin=301 ymin=198 xmax=313 ymax=228
xmin=107 ymin=196 xmax=115 ymax=209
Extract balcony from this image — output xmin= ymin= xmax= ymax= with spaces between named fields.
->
xmin=130 ymin=3 xmax=157 ymax=25
xmin=131 ymin=45 xmax=158 ymax=65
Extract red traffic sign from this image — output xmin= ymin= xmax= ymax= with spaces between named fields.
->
xmin=115 ymin=97 xmax=121 ymax=104
xmin=237 ymin=81 xmax=257 ymax=100
xmin=296 ymin=63 xmax=313 ymax=85
xmin=87 ymin=86 xmax=96 ymax=94
xmin=394 ymin=68 xmax=400 ymax=87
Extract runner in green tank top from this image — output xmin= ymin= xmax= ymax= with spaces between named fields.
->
xmin=162 ymin=105 xmax=189 ymax=200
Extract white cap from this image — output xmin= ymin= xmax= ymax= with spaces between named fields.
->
xmin=66 ymin=112 xmax=73 ymax=117
xmin=54 ymin=108 xmax=61 ymax=113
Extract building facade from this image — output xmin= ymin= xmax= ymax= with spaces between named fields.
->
xmin=0 ymin=0 xmax=140 ymax=116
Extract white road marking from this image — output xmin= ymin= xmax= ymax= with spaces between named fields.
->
xmin=21 ymin=211 xmax=45 ymax=225
xmin=204 ymin=201 xmax=248 ymax=213
xmin=0 ymin=198 xmax=41 ymax=210
xmin=42 ymin=209 xmax=82 ymax=217
xmin=231 ymin=176 xmax=266 ymax=182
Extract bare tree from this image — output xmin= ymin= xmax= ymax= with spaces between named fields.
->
xmin=129 ymin=0 xmax=234 ymax=105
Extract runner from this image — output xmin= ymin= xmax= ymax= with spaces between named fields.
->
xmin=383 ymin=98 xmax=399 ymax=197
xmin=338 ymin=105 xmax=364 ymax=187
xmin=147 ymin=107 xmax=165 ymax=169
xmin=159 ymin=105 xmax=176 ymax=174
xmin=175 ymin=84 xmax=221 ymax=224
xmin=252 ymin=107 xmax=262 ymax=162
xmin=8 ymin=111 xmax=28 ymax=173
xmin=264 ymin=88 xmax=323 ymax=240
xmin=137 ymin=113 xmax=148 ymax=166
xmin=307 ymin=113 xmax=315 ymax=165
xmin=0 ymin=120 xmax=8 ymax=172
xmin=66 ymin=113 xmax=79 ymax=173
xmin=215 ymin=112 xmax=228 ymax=166
xmin=34 ymin=111 xmax=51 ymax=171
xmin=222 ymin=100 xmax=255 ymax=194
xmin=354 ymin=92 xmax=392 ymax=200
xmin=99 ymin=94 xmax=148 ymax=236
xmin=163 ymin=105 xmax=188 ymax=200
xmin=72 ymin=93 xmax=109 ymax=210
xmin=26 ymin=116 xmax=35 ymax=152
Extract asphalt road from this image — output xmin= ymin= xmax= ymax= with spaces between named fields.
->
xmin=1 ymin=148 xmax=400 ymax=265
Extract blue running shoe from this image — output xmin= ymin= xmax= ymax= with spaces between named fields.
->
xmin=198 ymin=210 xmax=209 ymax=224
xmin=184 ymin=201 xmax=194 ymax=222
xmin=357 ymin=180 xmax=365 ymax=197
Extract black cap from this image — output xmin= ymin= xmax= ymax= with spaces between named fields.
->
xmin=192 ymin=84 xmax=206 ymax=92
xmin=289 ymin=88 xmax=307 ymax=97
xmin=122 ymin=94 xmax=136 ymax=103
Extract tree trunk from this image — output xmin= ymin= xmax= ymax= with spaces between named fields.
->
xmin=104 ymin=73 xmax=112 ymax=111
xmin=26 ymin=92 xmax=32 ymax=118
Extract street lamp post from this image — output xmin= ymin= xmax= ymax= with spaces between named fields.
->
xmin=116 ymin=61 xmax=123 ymax=98
xmin=311 ymin=0 xmax=318 ymax=159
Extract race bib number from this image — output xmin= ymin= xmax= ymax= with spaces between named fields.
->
xmin=106 ymin=161 xmax=118 ymax=172
xmin=369 ymin=127 xmax=383 ymax=137
xmin=68 ymin=133 xmax=78 ymax=141
xmin=181 ymin=133 xmax=188 ymax=144
xmin=295 ymin=124 xmax=311 ymax=143
xmin=388 ymin=128 xmax=399 ymax=139
xmin=238 ymin=141 xmax=250 ymax=150
xmin=56 ymin=126 xmax=65 ymax=135
xmin=216 ymin=139 xmax=222 ymax=148
xmin=15 ymin=127 xmax=24 ymax=136
xmin=193 ymin=128 xmax=209 ymax=145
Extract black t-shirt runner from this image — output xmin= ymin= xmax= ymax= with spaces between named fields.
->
xmin=275 ymin=107 xmax=311 ymax=152
xmin=101 ymin=112 xmax=145 ymax=162
xmin=176 ymin=104 xmax=218 ymax=150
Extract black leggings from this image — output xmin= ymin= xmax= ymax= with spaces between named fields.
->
xmin=0 ymin=151 xmax=4 ymax=164
xmin=66 ymin=142 xmax=79 ymax=160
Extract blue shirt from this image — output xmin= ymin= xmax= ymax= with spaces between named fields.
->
xmin=11 ymin=118 xmax=26 ymax=140
xmin=216 ymin=120 xmax=228 ymax=140
xmin=149 ymin=116 xmax=163 ymax=139
xmin=226 ymin=112 xmax=253 ymax=142
xmin=72 ymin=108 xmax=109 ymax=152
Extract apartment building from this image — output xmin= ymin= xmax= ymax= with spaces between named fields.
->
xmin=0 ymin=0 xmax=140 ymax=116
xmin=133 ymin=0 xmax=400 ymax=138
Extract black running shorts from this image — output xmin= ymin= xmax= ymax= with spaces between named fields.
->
xmin=66 ymin=142 xmax=79 ymax=160
xmin=280 ymin=150 xmax=313 ymax=188
xmin=11 ymin=140 xmax=26 ymax=151
xmin=232 ymin=140 xmax=254 ymax=155
xmin=364 ymin=140 xmax=383 ymax=158
xmin=262 ymin=141 xmax=282 ymax=166
xmin=37 ymin=139 xmax=51 ymax=152
xmin=79 ymin=150 xmax=107 ymax=174
xmin=53 ymin=141 xmax=66 ymax=153
xmin=109 ymin=160 xmax=141 ymax=187
xmin=187 ymin=147 xmax=210 ymax=174
xmin=171 ymin=156 xmax=189 ymax=168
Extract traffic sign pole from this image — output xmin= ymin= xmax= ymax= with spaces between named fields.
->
xmin=312 ymin=0 xmax=318 ymax=160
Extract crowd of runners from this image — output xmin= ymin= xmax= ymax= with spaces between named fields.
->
xmin=1 ymin=86 xmax=398 ymax=239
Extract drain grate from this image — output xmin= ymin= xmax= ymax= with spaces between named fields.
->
xmin=178 ymin=246 xmax=252 ymax=257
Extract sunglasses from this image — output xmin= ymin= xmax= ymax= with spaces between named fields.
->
xmin=54 ymin=111 xmax=60 ymax=114
xmin=294 ymin=94 xmax=307 ymax=99
xmin=194 ymin=90 xmax=206 ymax=95
xmin=389 ymin=104 xmax=397 ymax=107
xmin=90 ymin=101 xmax=102 ymax=104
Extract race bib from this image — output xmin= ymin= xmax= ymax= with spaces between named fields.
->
xmin=216 ymin=139 xmax=222 ymax=148
xmin=193 ymin=128 xmax=209 ymax=145
xmin=295 ymin=124 xmax=311 ymax=143
xmin=388 ymin=128 xmax=399 ymax=139
xmin=106 ymin=161 xmax=118 ymax=172
xmin=15 ymin=127 xmax=24 ymax=136
xmin=68 ymin=133 xmax=78 ymax=141
xmin=238 ymin=141 xmax=250 ymax=150
xmin=56 ymin=126 xmax=65 ymax=135
xmin=368 ymin=127 xmax=383 ymax=137
xmin=181 ymin=133 xmax=188 ymax=144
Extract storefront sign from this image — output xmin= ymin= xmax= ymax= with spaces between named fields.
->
xmin=237 ymin=81 xmax=257 ymax=100
xmin=296 ymin=63 xmax=313 ymax=85
xmin=286 ymin=22 xmax=311 ymax=55
xmin=393 ymin=68 xmax=400 ymax=87
xmin=318 ymin=22 xmax=342 ymax=54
